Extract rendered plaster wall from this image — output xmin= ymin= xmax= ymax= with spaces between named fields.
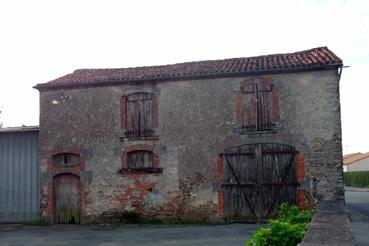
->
xmin=38 ymin=68 xmax=343 ymax=222
xmin=346 ymin=158 xmax=369 ymax=172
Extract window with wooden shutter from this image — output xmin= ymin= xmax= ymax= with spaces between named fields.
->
xmin=127 ymin=150 xmax=153 ymax=169
xmin=241 ymin=81 xmax=275 ymax=132
xmin=126 ymin=92 xmax=153 ymax=138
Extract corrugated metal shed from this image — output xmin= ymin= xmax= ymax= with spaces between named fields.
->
xmin=0 ymin=126 xmax=39 ymax=222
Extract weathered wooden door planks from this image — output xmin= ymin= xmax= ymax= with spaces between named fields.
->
xmin=223 ymin=143 xmax=297 ymax=222
xmin=54 ymin=174 xmax=80 ymax=224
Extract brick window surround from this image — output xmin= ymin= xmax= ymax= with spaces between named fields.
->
xmin=236 ymin=77 xmax=280 ymax=132
xmin=120 ymin=91 xmax=159 ymax=139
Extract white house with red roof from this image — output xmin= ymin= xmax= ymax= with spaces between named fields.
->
xmin=343 ymin=152 xmax=369 ymax=172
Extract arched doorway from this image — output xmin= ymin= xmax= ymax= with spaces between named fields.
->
xmin=54 ymin=174 xmax=81 ymax=224
xmin=222 ymin=143 xmax=298 ymax=222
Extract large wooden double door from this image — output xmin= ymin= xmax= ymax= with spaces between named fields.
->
xmin=222 ymin=143 xmax=298 ymax=222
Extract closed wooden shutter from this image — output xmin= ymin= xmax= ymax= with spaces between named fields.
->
xmin=128 ymin=151 xmax=153 ymax=169
xmin=258 ymin=83 xmax=273 ymax=130
xmin=139 ymin=93 xmax=153 ymax=137
xmin=126 ymin=93 xmax=153 ymax=137
xmin=242 ymin=84 xmax=257 ymax=131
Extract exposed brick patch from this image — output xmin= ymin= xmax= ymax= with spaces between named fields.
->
xmin=260 ymin=77 xmax=273 ymax=84
xmin=127 ymin=144 xmax=136 ymax=152
xmin=297 ymin=154 xmax=305 ymax=182
xmin=153 ymin=154 xmax=160 ymax=169
xmin=118 ymin=180 xmax=158 ymax=210
xmin=47 ymin=158 xmax=52 ymax=171
xmin=216 ymin=155 xmax=224 ymax=182
xmin=51 ymin=147 xmax=63 ymax=155
xmin=126 ymin=173 xmax=149 ymax=179
xmin=296 ymin=154 xmax=314 ymax=210
xmin=240 ymin=78 xmax=253 ymax=87
xmin=298 ymin=189 xmax=306 ymax=208
xmin=216 ymin=155 xmax=225 ymax=217
xmin=218 ymin=191 xmax=225 ymax=217
xmin=46 ymin=181 xmax=54 ymax=215
xmin=298 ymin=189 xmax=315 ymax=210
xmin=68 ymin=147 xmax=81 ymax=155
xmin=94 ymin=190 xmax=186 ymax=223
xmin=121 ymin=153 xmax=128 ymax=169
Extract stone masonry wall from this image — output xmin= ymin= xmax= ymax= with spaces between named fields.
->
xmin=38 ymin=68 xmax=343 ymax=222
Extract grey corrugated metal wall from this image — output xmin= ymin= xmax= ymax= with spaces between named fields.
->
xmin=0 ymin=131 xmax=39 ymax=222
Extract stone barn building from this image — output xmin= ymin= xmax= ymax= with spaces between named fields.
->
xmin=34 ymin=47 xmax=344 ymax=224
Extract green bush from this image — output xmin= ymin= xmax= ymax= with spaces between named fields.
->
xmin=246 ymin=204 xmax=315 ymax=246
xmin=344 ymin=171 xmax=369 ymax=188
xmin=277 ymin=203 xmax=315 ymax=224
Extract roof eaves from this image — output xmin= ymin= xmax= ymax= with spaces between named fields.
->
xmin=34 ymin=63 xmax=343 ymax=91
xmin=0 ymin=126 xmax=40 ymax=133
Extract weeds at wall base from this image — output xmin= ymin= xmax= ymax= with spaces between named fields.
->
xmin=246 ymin=203 xmax=316 ymax=246
xmin=88 ymin=211 xmax=224 ymax=228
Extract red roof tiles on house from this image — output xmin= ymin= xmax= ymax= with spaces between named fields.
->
xmin=34 ymin=47 xmax=342 ymax=90
xmin=343 ymin=152 xmax=369 ymax=165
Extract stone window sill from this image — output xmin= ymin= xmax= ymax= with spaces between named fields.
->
xmin=240 ymin=130 xmax=277 ymax=135
xmin=120 ymin=135 xmax=159 ymax=141
xmin=118 ymin=167 xmax=163 ymax=175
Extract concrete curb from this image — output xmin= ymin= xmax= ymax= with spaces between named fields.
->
xmin=0 ymin=224 xmax=23 ymax=232
xmin=345 ymin=186 xmax=369 ymax=192
xmin=299 ymin=201 xmax=355 ymax=246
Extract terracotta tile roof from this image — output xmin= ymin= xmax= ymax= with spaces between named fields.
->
xmin=34 ymin=47 xmax=342 ymax=90
xmin=343 ymin=153 xmax=361 ymax=159
xmin=343 ymin=152 xmax=369 ymax=165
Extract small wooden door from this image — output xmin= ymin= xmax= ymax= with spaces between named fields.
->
xmin=222 ymin=143 xmax=297 ymax=222
xmin=54 ymin=174 xmax=80 ymax=224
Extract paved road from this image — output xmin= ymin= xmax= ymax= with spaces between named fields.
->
xmin=345 ymin=190 xmax=369 ymax=246
xmin=0 ymin=223 xmax=262 ymax=246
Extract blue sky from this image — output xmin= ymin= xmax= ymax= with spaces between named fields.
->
xmin=0 ymin=0 xmax=368 ymax=154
